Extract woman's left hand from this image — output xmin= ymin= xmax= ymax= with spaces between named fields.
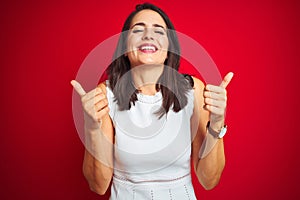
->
xmin=203 ymin=72 xmax=234 ymax=130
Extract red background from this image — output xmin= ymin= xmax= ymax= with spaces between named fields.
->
xmin=1 ymin=0 xmax=299 ymax=199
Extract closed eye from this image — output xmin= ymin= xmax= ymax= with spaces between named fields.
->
xmin=154 ymin=30 xmax=164 ymax=35
xmin=132 ymin=29 xmax=143 ymax=33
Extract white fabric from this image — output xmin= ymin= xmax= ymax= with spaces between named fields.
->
xmin=106 ymin=83 xmax=196 ymax=199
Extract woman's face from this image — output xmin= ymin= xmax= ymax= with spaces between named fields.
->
xmin=126 ymin=9 xmax=169 ymax=67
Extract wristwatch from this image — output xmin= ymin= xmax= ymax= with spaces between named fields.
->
xmin=207 ymin=121 xmax=227 ymax=139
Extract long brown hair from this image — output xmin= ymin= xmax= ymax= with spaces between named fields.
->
xmin=107 ymin=3 xmax=193 ymax=117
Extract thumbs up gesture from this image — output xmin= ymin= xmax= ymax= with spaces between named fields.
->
xmin=71 ymin=80 xmax=109 ymax=130
xmin=203 ymin=72 xmax=234 ymax=129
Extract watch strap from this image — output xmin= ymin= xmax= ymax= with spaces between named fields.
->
xmin=207 ymin=121 xmax=227 ymax=139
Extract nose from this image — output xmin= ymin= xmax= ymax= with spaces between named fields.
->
xmin=142 ymin=28 xmax=154 ymax=40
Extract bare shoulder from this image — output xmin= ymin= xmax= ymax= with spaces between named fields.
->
xmin=192 ymin=76 xmax=205 ymax=93
xmin=191 ymin=76 xmax=206 ymax=111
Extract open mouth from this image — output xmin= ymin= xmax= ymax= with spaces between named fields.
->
xmin=138 ymin=43 xmax=158 ymax=53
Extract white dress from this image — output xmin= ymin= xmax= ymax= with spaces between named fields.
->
xmin=106 ymin=84 xmax=197 ymax=200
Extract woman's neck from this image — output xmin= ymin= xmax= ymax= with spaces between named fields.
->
xmin=131 ymin=64 xmax=163 ymax=95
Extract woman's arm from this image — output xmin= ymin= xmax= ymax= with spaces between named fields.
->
xmin=82 ymin=112 xmax=114 ymax=195
xmin=71 ymin=81 xmax=114 ymax=195
xmin=191 ymin=75 xmax=232 ymax=190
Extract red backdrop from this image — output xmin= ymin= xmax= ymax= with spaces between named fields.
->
xmin=1 ymin=0 xmax=299 ymax=199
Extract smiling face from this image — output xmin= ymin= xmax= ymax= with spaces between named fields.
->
xmin=126 ymin=9 xmax=169 ymax=67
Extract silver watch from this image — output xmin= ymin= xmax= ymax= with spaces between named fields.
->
xmin=207 ymin=121 xmax=227 ymax=139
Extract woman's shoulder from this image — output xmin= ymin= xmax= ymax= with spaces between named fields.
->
xmin=190 ymin=76 xmax=205 ymax=106
xmin=191 ymin=76 xmax=205 ymax=91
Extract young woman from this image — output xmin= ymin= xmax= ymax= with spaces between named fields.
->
xmin=71 ymin=3 xmax=233 ymax=199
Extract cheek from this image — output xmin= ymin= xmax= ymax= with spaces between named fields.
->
xmin=127 ymin=34 xmax=141 ymax=50
xmin=159 ymin=36 xmax=169 ymax=51
xmin=127 ymin=51 xmax=138 ymax=64
xmin=126 ymin=38 xmax=134 ymax=51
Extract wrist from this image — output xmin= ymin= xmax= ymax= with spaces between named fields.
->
xmin=208 ymin=120 xmax=224 ymax=132
xmin=84 ymin=120 xmax=101 ymax=130
xmin=207 ymin=121 xmax=227 ymax=139
xmin=84 ymin=113 xmax=102 ymax=131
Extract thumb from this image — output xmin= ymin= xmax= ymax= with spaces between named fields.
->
xmin=220 ymin=72 xmax=234 ymax=88
xmin=70 ymin=80 xmax=86 ymax=97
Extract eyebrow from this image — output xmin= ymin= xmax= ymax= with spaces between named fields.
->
xmin=130 ymin=22 xmax=166 ymax=30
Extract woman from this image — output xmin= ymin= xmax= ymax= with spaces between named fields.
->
xmin=71 ymin=3 xmax=233 ymax=199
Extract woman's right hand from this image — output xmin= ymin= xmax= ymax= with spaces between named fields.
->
xmin=71 ymin=80 xmax=109 ymax=130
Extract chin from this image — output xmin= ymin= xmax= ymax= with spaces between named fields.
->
xmin=140 ymin=56 xmax=166 ymax=65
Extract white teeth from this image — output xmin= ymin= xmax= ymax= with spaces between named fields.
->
xmin=140 ymin=46 xmax=156 ymax=51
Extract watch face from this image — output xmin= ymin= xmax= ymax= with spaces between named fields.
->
xmin=218 ymin=127 xmax=227 ymax=138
